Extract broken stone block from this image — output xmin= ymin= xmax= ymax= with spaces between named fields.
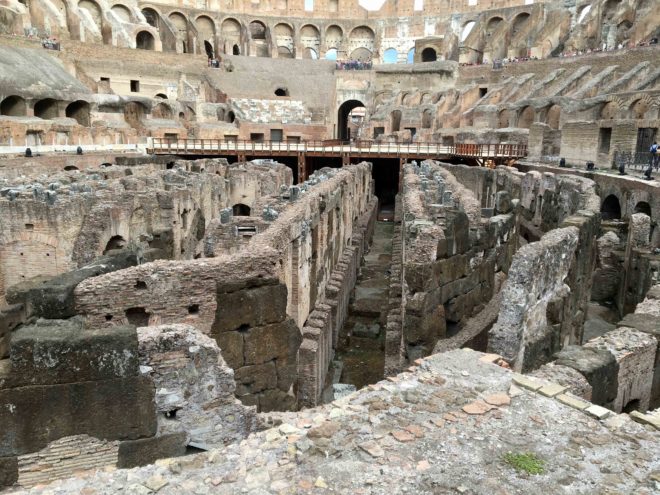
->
xmin=554 ymin=345 xmax=618 ymax=407
xmin=117 ymin=432 xmax=188 ymax=469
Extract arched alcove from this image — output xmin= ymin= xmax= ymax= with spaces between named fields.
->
xmin=518 ymin=106 xmax=535 ymax=128
xmin=232 ymin=203 xmax=251 ymax=216
xmin=0 ymin=95 xmax=27 ymax=116
xmin=421 ymin=47 xmax=437 ymax=62
xmin=103 ymin=235 xmax=126 ymax=254
xmin=136 ymin=30 xmax=155 ymax=50
xmin=634 ymin=201 xmax=652 ymax=218
xmin=601 ymin=194 xmax=622 ymax=220
xmin=34 ymin=99 xmax=59 ymax=119
xmin=65 ymin=100 xmax=91 ymax=126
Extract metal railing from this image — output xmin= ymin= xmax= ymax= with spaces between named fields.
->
xmin=148 ymin=138 xmax=528 ymax=158
xmin=613 ymin=151 xmax=657 ymax=170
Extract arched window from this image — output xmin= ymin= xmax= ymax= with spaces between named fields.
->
xmin=383 ymin=48 xmax=398 ymax=64
xmin=407 ymin=48 xmax=415 ymax=64
xmin=325 ymin=48 xmax=338 ymax=61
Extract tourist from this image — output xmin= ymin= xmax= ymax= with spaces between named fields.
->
xmin=650 ymin=142 xmax=659 ymax=170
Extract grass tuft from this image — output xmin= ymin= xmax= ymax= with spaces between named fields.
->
xmin=503 ymin=452 xmax=545 ymax=475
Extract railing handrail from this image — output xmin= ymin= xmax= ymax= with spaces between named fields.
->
xmin=149 ymin=138 xmax=527 ymax=158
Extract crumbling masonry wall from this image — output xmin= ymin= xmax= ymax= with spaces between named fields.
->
xmin=390 ymin=160 xmax=518 ymax=370
xmin=73 ymin=163 xmax=376 ymax=412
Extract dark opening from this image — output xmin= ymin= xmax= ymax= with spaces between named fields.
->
xmin=274 ymin=87 xmax=289 ymax=97
xmin=188 ymin=304 xmax=200 ymax=314
xmin=204 ymin=40 xmax=214 ymax=58
xmin=370 ymin=157 xmax=400 ymax=210
xmin=0 ymin=95 xmax=27 ymax=116
xmin=622 ymin=399 xmax=640 ymax=413
xmin=601 ymin=194 xmax=622 ymax=220
xmin=390 ymin=110 xmax=402 ymax=132
xmin=164 ymin=409 xmax=178 ymax=419
xmin=634 ymin=201 xmax=652 ymax=217
xmin=130 ymin=80 xmax=140 ymax=92
xmin=136 ymin=30 xmax=155 ymax=50
xmin=636 ymin=128 xmax=657 ymax=153
xmin=155 ymin=93 xmax=167 ymax=99
xmin=599 ymin=128 xmax=612 ymax=153
xmin=250 ymin=133 xmax=264 ymax=142
xmin=337 ymin=99 xmax=365 ymax=141
xmin=135 ymin=280 xmax=147 ymax=289
xmin=233 ymin=44 xmax=240 ymax=55
xmin=103 ymin=235 xmax=126 ymax=254
xmin=125 ymin=307 xmax=151 ymax=326
xmin=34 ymin=98 xmax=59 ymax=119
xmin=65 ymin=100 xmax=91 ymax=126
xmin=105 ymin=314 xmax=113 ymax=321
xmin=232 ymin=203 xmax=251 ymax=216
xmin=64 ymin=165 xmax=79 ymax=171
xmin=142 ymin=8 xmax=158 ymax=27
xmin=421 ymin=47 xmax=437 ymax=62
xmin=479 ymin=87 xmax=488 ymax=97
xmin=227 ymin=111 xmax=235 ymax=123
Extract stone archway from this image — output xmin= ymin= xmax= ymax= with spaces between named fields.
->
xmin=337 ymin=99 xmax=365 ymax=141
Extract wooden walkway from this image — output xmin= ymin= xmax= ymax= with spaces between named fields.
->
xmin=147 ymin=138 xmax=527 ymax=180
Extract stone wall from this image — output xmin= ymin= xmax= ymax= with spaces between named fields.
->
xmin=0 ymin=159 xmax=291 ymax=301
xmin=0 ymin=319 xmax=258 ymax=488
xmin=393 ymin=160 xmax=517 ymax=368
xmin=73 ymin=162 xmax=376 ymax=411
xmin=584 ymin=327 xmax=657 ymax=413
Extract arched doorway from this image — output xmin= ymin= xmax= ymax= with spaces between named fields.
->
xmin=337 ymin=100 xmax=365 ymax=141
xmin=421 ymin=47 xmax=437 ymax=62
xmin=601 ymin=194 xmax=621 ymax=220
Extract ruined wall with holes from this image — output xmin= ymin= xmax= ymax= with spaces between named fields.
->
xmin=71 ymin=162 xmax=375 ymax=411
xmin=0 ymin=159 xmax=291 ymax=302
xmin=386 ymin=160 xmax=518 ymax=372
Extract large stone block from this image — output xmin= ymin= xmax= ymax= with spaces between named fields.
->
xmin=8 ymin=319 xmax=138 ymax=387
xmin=234 ymin=361 xmax=278 ymax=395
xmin=117 ymin=432 xmax=187 ymax=469
xmin=214 ymin=330 xmax=244 ymax=369
xmin=0 ymin=377 xmax=156 ymax=457
xmin=212 ymin=283 xmax=288 ymax=333
xmin=243 ymin=319 xmax=302 ymax=366
xmin=554 ymin=345 xmax=618 ymax=407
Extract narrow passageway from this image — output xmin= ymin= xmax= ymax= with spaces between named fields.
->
xmin=334 ymin=221 xmax=394 ymax=390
